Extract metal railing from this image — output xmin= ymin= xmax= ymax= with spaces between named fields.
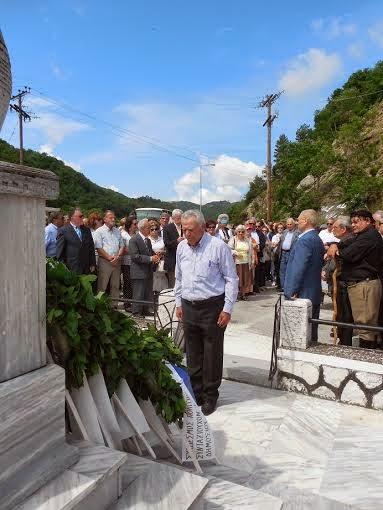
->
xmin=268 ymin=293 xmax=283 ymax=384
xmin=269 ymin=294 xmax=383 ymax=383
xmin=111 ymin=291 xmax=178 ymax=335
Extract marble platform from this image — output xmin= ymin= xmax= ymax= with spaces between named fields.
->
xmin=0 ymin=364 xmax=78 ymax=510
xmin=147 ymin=380 xmax=382 ymax=509
xmin=16 ymin=441 xmax=128 ymax=510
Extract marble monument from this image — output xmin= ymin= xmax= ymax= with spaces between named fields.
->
xmin=0 ymin=30 xmax=11 ymax=129
xmin=0 ymin=31 xmax=78 ymax=510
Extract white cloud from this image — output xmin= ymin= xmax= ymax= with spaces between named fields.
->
xmin=347 ymin=42 xmax=364 ymax=59
xmin=26 ymin=96 xmax=89 ymax=154
xmin=311 ymin=16 xmax=356 ymax=39
xmin=369 ymin=21 xmax=383 ymax=48
xmin=108 ymin=185 xmax=119 ymax=192
xmin=279 ymin=48 xmax=342 ymax=96
xmin=173 ymin=154 xmax=263 ymax=204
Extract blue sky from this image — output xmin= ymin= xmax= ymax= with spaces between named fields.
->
xmin=1 ymin=1 xmax=383 ymax=203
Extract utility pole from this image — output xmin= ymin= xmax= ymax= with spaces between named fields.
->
xmin=259 ymin=92 xmax=283 ymax=221
xmin=10 ymin=87 xmax=32 ymax=165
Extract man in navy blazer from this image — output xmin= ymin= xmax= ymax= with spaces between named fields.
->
xmin=284 ymin=209 xmax=325 ymax=342
xmin=56 ymin=208 xmax=96 ymax=275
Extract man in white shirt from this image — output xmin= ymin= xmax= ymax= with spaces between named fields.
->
xmin=319 ymin=217 xmax=339 ymax=245
xmin=175 ymin=210 xmax=238 ymax=415
xmin=94 ymin=210 xmax=125 ymax=305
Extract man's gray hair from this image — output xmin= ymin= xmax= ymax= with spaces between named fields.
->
xmin=335 ymin=215 xmax=352 ymax=231
xmin=373 ymin=210 xmax=383 ymax=222
xmin=172 ymin=208 xmax=183 ymax=217
xmin=137 ymin=218 xmax=149 ymax=231
xmin=182 ymin=209 xmax=205 ymax=225
xmin=286 ymin=217 xmax=295 ymax=224
xmin=300 ymin=209 xmax=318 ymax=227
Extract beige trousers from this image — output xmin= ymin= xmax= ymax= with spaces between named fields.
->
xmin=97 ymin=257 xmax=121 ymax=304
xmin=347 ymin=278 xmax=382 ymax=342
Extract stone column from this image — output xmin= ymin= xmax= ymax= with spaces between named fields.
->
xmin=0 ymin=161 xmax=78 ymax=510
xmin=280 ymin=298 xmax=312 ymax=349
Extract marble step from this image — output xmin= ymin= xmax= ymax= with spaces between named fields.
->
xmin=191 ymin=477 xmax=283 ymax=510
xmin=15 ymin=442 xmax=128 ymax=510
xmin=111 ymin=454 xmax=208 ymax=509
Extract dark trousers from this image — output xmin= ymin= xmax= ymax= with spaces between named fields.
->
xmin=279 ymin=250 xmax=290 ymax=290
xmin=337 ymin=282 xmax=353 ymax=346
xmin=131 ymin=277 xmax=153 ymax=315
xmin=121 ymin=265 xmax=132 ymax=309
xmin=182 ymin=294 xmax=225 ymax=404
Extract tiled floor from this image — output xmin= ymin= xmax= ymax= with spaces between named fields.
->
xmin=198 ymin=380 xmax=383 ymax=509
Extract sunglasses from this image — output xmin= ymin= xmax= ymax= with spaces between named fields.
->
xmin=207 ymin=225 xmax=216 ymax=229
xmin=150 ymin=227 xmax=159 ymax=231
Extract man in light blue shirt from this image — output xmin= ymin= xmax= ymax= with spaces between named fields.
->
xmin=175 ymin=210 xmax=238 ymax=416
xmin=44 ymin=211 xmax=64 ymax=257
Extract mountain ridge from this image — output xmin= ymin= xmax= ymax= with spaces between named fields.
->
xmin=0 ymin=138 xmax=234 ymax=219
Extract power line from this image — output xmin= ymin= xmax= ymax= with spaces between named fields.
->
xmin=27 ymin=88 xmax=262 ymax=180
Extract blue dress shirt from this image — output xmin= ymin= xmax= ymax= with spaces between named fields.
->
xmin=45 ymin=223 xmax=58 ymax=257
xmin=175 ymin=233 xmax=239 ymax=314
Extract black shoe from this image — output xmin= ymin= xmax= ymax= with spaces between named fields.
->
xmin=359 ymin=339 xmax=378 ymax=349
xmin=202 ymin=401 xmax=217 ymax=416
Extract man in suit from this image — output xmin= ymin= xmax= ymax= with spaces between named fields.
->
xmin=278 ymin=217 xmax=300 ymax=291
xmin=56 ymin=208 xmax=96 ymax=274
xmin=129 ymin=218 xmax=161 ymax=316
xmin=163 ymin=209 xmax=184 ymax=288
xmin=284 ymin=209 xmax=325 ymax=342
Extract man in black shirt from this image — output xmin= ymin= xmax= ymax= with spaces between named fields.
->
xmin=328 ymin=210 xmax=383 ymax=349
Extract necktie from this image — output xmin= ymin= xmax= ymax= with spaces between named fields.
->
xmin=144 ymin=238 xmax=150 ymax=252
xmin=76 ymin=227 xmax=82 ymax=241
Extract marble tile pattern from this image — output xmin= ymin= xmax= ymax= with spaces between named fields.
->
xmin=70 ymin=441 xmax=127 ymax=481
xmin=16 ymin=441 xmax=130 ymax=510
xmin=196 ymin=380 xmax=382 ymax=509
xmin=190 ymin=478 xmax=283 ymax=509
xmin=114 ymin=461 xmax=208 ymax=510
xmin=15 ymin=470 xmax=95 ymax=510
xmin=0 ymin=365 xmax=79 ymax=510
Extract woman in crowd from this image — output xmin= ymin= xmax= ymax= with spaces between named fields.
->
xmin=216 ymin=213 xmax=233 ymax=243
xmin=271 ymin=222 xmax=284 ymax=287
xmin=148 ymin=220 xmax=168 ymax=293
xmin=261 ymin=225 xmax=272 ymax=282
xmin=120 ymin=217 xmax=138 ymax=310
xmin=228 ymin=225 xmax=255 ymax=300
xmin=205 ymin=219 xmax=217 ymax=236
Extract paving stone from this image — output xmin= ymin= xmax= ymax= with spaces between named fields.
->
xmin=323 ymin=366 xmax=349 ymax=387
xmin=341 ymin=380 xmax=367 ymax=406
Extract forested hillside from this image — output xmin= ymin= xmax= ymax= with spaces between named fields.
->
xmin=0 ymin=139 xmax=231 ymax=218
xmin=231 ymin=60 xmax=383 ymax=222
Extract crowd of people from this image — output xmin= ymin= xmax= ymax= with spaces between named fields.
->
xmin=45 ymin=205 xmax=383 ymax=414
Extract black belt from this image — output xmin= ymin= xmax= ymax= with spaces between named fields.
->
xmin=345 ymin=277 xmax=379 ymax=286
xmin=182 ymin=293 xmax=225 ymax=307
